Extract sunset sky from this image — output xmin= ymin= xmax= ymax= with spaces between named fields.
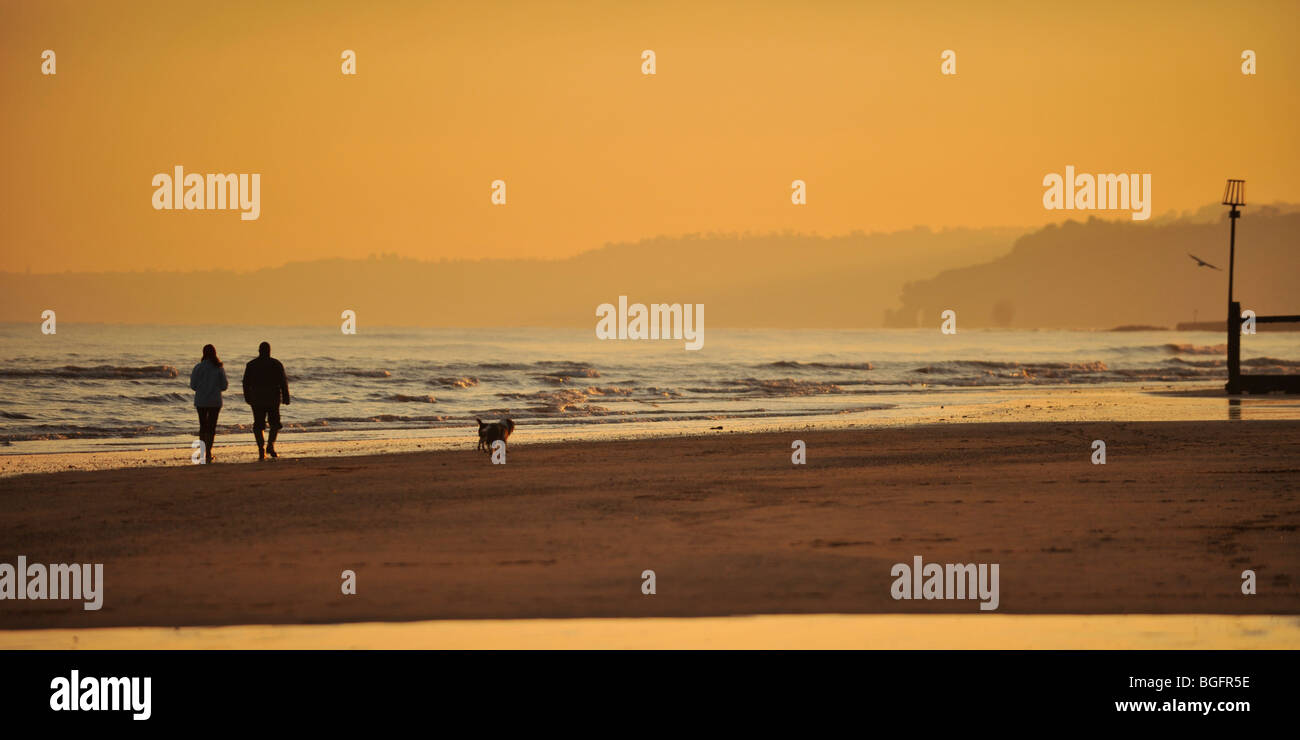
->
xmin=2 ymin=0 xmax=1297 ymax=273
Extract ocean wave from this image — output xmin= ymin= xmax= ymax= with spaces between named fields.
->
xmin=1162 ymin=343 xmax=1227 ymax=355
xmin=285 ymin=368 xmax=392 ymax=381
xmin=498 ymin=388 xmax=587 ymax=403
xmin=494 ymin=388 xmax=618 ymax=414
xmin=765 ymin=361 xmax=874 ymax=371
xmin=125 ymin=392 xmax=191 ymax=404
xmin=1112 ymin=366 xmax=1219 ymax=378
xmin=535 ymin=360 xmax=597 ymax=368
xmin=684 ymin=378 xmax=845 ymax=396
xmin=581 ymin=386 xmax=636 ymax=397
xmin=532 ymin=404 xmax=619 ymax=417
xmin=1243 ymin=356 xmax=1300 ymax=368
xmin=534 ymin=369 xmax=601 ymax=381
xmin=382 ymin=394 xmax=438 ymax=403
xmin=430 ymin=376 xmax=478 ymax=388
xmin=1241 ymin=357 xmax=1300 ymax=371
xmin=1144 ymin=356 xmax=1300 ymax=372
xmin=0 ymin=424 xmax=159 ymax=441
xmin=912 ymin=360 xmax=1109 ymax=376
xmin=0 ymin=364 xmax=179 ymax=379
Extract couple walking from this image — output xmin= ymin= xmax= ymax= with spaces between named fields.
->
xmin=189 ymin=342 xmax=291 ymax=462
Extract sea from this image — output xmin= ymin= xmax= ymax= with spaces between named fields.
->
xmin=2 ymin=323 xmax=1298 ymax=453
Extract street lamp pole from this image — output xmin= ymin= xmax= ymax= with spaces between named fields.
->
xmin=1222 ymin=179 xmax=1246 ymax=394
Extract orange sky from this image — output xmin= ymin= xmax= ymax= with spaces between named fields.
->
xmin=2 ymin=0 xmax=1297 ymax=273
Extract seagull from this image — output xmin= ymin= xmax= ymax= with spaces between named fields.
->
xmin=1188 ymin=253 xmax=1222 ymax=271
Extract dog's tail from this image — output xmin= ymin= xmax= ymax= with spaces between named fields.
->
xmin=475 ymin=418 xmax=483 ymax=425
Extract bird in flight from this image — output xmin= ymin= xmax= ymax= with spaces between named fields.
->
xmin=1188 ymin=253 xmax=1222 ymax=270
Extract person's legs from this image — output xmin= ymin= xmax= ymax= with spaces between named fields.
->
xmin=197 ymin=407 xmax=218 ymax=462
xmin=252 ymin=406 xmax=267 ymax=460
xmin=208 ymin=407 xmax=221 ymax=461
xmin=200 ymin=408 xmax=211 ymax=460
xmin=195 ymin=408 xmax=207 ymax=461
xmin=266 ymin=405 xmax=282 ymax=458
xmin=213 ymin=405 xmax=223 ymax=457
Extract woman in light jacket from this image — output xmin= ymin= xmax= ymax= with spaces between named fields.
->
xmin=189 ymin=344 xmax=228 ymax=463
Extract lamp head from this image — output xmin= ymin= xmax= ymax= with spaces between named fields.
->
xmin=1222 ymin=179 xmax=1246 ymax=208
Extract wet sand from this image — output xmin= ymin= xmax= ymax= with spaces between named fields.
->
xmin=0 ymin=420 xmax=1297 ymax=632
xmin=5 ymin=615 xmax=1298 ymax=650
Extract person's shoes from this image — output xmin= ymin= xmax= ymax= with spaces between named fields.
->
xmin=258 ymin=447 xmax=266 ymax=461
xmin=267 ymin=445 xmax=278 ymax=459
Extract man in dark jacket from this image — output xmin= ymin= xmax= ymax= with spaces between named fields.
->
xmin=242 ymin=341 xmax=290 ymax=460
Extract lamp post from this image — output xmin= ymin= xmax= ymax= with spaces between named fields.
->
xmin=1223 ymin=179 xmax=1245 ymax=304
xmin=1223 ymin=179 xmax=1245 ymax=394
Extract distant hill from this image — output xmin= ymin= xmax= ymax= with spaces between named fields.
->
xmin=3 ymin=206 xmax=1295 ymax=329
xmin=0 ymin=227 xmax=1021 ymax=328
xmin=883 ymin=205 xmax=1300 ymax=329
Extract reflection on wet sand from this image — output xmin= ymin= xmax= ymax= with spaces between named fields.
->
xmin=4 ymin=615 xmax=1298 ymax=650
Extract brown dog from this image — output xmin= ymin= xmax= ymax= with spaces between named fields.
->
xmin=476 ymin=418 xmax=515 ymax=453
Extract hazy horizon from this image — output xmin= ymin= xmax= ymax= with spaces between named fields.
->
xmin=4 ymin=204 xmax=1297 ymax=329
xmin=2 ymin=198 xmax=1289 ymax=278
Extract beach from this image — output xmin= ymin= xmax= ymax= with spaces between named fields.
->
xmin=2 ymin=419 xmax=1297 ymax=633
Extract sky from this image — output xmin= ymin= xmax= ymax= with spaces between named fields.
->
xmin=1 ymin=0 xmax=1297 ymax=273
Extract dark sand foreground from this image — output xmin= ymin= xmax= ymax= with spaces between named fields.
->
xmin=1 ymin=421 xmax=1297 ymax=629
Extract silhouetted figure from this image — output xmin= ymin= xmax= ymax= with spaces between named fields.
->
xmin=242 ymin=341 xmax=290 ymax=461
xmin=189 ymin=344 xmax=228 ymax=463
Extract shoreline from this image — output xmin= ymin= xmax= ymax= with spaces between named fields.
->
xmin=4 ymin=384 xmax=1298 ymax=478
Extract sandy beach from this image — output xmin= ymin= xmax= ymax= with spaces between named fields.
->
xmin=1 ymin=420 xmax=1296 ymax=631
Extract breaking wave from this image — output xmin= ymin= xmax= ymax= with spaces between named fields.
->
xmin=1162 ymin=344 xmax=1227 ymax=355
xmin=687 ymin=378 xmax=845 ymax=396
xmin=382 ymin=394 xmax=438 ymax=403
xmin=430 ymin=376 xmax=478 ymax=389
xmin=765 ymin=361 xmax=875 ymax=371
xmin=0 ymin=364 xmax=179 ymax=379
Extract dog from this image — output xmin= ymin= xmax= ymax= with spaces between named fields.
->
xmin=476 ymin=418 xmax=515 ymax=453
